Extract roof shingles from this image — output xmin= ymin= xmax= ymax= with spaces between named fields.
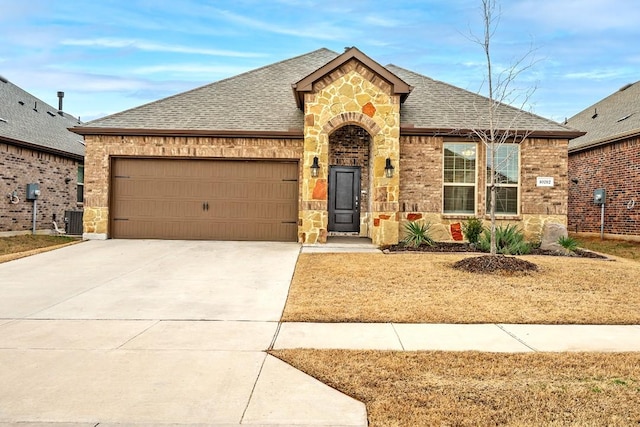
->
xmin=78 ymin=48 xmax=578 ymax=137
xmin=0 ymin=79 xmax=83 ymax=158
xmin=84 ymin=48 xmax=339 ymax=132
xmin=566 ymin=81 xmax=640 ymax=151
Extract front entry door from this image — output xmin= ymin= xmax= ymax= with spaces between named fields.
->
xmin=328 ymin=166 xmax=361 ymax=232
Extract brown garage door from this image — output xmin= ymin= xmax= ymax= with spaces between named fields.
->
xmin=111 ymin=158 xmax=298 ymax=241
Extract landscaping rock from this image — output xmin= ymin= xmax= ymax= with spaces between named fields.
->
xmin=540 ymin=223 xmax=568 ymax=251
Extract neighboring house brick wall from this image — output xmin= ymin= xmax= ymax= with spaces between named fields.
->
xmin=82 ymin=135 xmax=303 ymax=237
xmin=398 ymin=136 xmax=569 ymax=241
xmin=568 ymin=137 xmax=640 ymax=237
xmin=1 ymin=142 xmax=81 ymax=234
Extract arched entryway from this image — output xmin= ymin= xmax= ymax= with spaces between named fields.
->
xmin=328 ymin=124 xmax=371 ymax=236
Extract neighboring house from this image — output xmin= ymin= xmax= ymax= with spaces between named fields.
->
xmin=72 ymin=47 xmax=581 ymax=245
xmin=0 ymin=76 xmax=85 ymax=236
xmin=566 ymin=81 xmax=640 ymax=240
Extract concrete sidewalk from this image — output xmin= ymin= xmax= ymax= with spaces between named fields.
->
xmin=273 ymin=322 xmax=640 ymax=352
xmin=302 ymin=236 xmax=381 ymax=253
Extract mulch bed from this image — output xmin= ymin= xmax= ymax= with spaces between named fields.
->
xmin=452 ymin=255 xmax=539 ymax=274
xmin=382 ymin=242 xmax=608 ymax=274
xmin=383 ymin=242 xmax=607 ymax=258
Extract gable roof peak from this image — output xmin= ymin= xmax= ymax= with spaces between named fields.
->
xmin=292 ymin=46 xmax=413 ymax=109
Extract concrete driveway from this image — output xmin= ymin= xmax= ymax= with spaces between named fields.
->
xmin=0 ymin=240 xmax=366 ymax=426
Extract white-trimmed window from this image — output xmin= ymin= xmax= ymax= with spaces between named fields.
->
xmin=443 ymin=143 xmax=477 ymax=214
xmin=486 ymin=144 xmax=519 ymax=215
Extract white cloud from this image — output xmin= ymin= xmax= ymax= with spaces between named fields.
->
xmin=362 ymin=15 xmax=402 ymax=28
xmin=132 ymin=64 xmax=251 ymax=77
xmin=60 ymin=38 xmax=267 ymax=58
xmin=273 ymin=0 xmax=317 ymax=6
xmin=564 ymin=69 xmax=630 ymax=80
xmin=212 ymin=8 xmax=354 ymax=41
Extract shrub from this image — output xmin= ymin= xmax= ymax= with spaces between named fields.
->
xmin=476 ymin=224 xmax=532 ymax=255
xmin=558 ymin=235 xmax=579 ymax=252
xmin=402 ymin=221 xmax=435 ymax=248
xmin=461 ymin=217 xmax=484 ymax=244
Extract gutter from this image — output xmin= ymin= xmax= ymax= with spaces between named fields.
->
xmin=70 ymin=126 xmax=586 ymax=141
xmin=0 ymin=136 xmax=84 ymax=161
xmin=400 ymin=126 xmax=586 ymax=139
xmin=70 ymin=127 xmax=305 ymax=139
xmin=568 ymin=129 xmax=640 ymax=153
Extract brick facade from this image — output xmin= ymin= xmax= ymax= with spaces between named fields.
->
xmin=82 ymin=130 xmax=571 ymax=242
xmin=78 ymin=49 xmax=575 ymax=245
xmin=399 ymin=136 xmax=570 ymax=241
xmin=0 ymin=142 xmax=82 ymax=234
xmin=568 ymin=137 xmax=640 ymax=238
xmin=82 ymin=135 xmax=303 ymax=238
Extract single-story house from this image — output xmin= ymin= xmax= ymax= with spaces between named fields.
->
xmin=566 ymin=81 xmax=640 ymax=241
xmin=72 ymin=47 xmax=582 ymax=245
xmin=0 ymin=76 xmax=84 ymax=236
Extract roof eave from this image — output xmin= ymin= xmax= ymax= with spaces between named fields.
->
xmin=0 ymin=136 xmax=84 ymax=161
xmin=70 ymin=127 xmax=305 ymax=139
xmin=400 ymin=126 xmax=586 ymax=139
xmin=569 ymin=129 xmax=640 ymax=153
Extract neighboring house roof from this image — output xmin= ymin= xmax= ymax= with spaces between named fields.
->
xmin=0 ymin=76 xmax=84 ymax=160
xmin=73 ymin=48 xmax=580 ymax=139
xmin=566 ymin=81 xmax=640 ymax=152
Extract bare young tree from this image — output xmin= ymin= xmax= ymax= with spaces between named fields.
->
xmin=468 ymin=0 xmax=538 ymax=255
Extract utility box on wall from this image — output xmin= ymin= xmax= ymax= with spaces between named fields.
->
xmin=26 ymin=183 xmax=41 ymax=201
xmin=593 ymin=188 xmax=606 ymax=205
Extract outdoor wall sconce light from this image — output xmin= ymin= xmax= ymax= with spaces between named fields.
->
xmin=310 ymin=156 xmax=320 ymax=177
xmin=384 ymin=157 xmax=395 ymax=178
xmin=65 ymin=177 xmax=72 ymax=184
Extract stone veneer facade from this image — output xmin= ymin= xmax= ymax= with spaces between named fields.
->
xmin=299 ymin=59 xmax=401 ymax=245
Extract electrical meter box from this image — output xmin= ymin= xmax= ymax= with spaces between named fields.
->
xmin=26 ymin=183 xmax=41 ymax=200
xmin=593 ymin=188 xmax=605 ymax=205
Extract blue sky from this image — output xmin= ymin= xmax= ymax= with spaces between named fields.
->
xmin=1 ymin=0 xmax=638 ymax=123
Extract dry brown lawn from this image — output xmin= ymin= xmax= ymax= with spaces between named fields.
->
xmin=279 ymin=243 xmax=640 ymax=425
xmin=271 ymin=349 xmax=640 ymax=426
xmin=282 ymin=253 xmax=640 ymax=324
xmin=572 ymin=234 xmax=640 ymax=261
xmin=0 ymin=235 xmax=79 ymax=263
